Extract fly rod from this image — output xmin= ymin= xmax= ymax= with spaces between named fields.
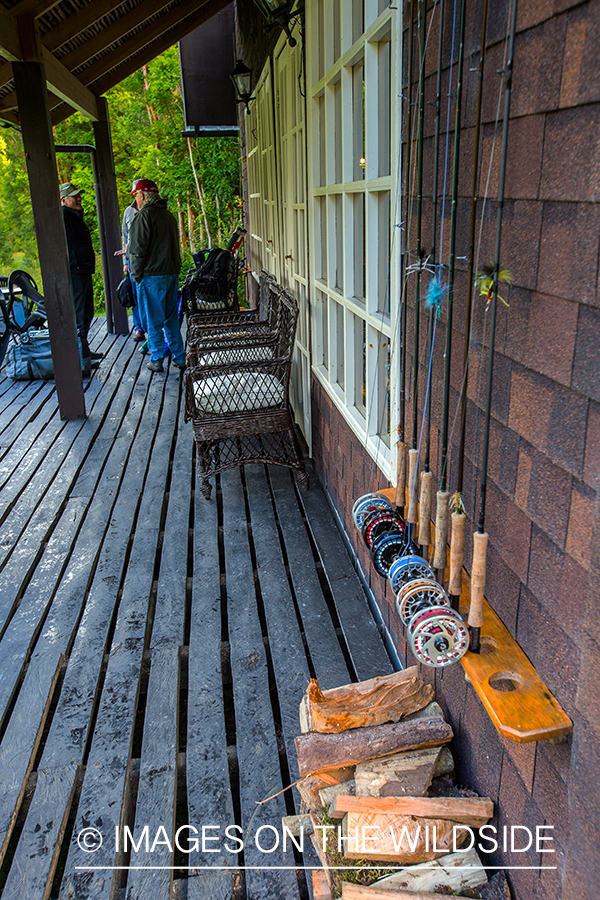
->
xmin=395 ymin=0 xmax=416 ymax=517
xmin=447 ymin=0 xmax=489 ymax=608
xmin=436 ymin=0 xmax=467 ymax=599
xmin=407 ymin=0 xmax=428 ymax=538
xmin=469 ymin=0 xmax=519 ymax=653
xmin=419 ymin=0 xmax=445 ymax=561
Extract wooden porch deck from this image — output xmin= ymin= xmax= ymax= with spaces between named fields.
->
xmin=0 ymin=320 xmax=393 ymax=900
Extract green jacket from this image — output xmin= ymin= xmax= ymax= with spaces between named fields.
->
xmin=128 ymin=196 xmax=181 ymax=281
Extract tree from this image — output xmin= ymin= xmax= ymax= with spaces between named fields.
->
xmin=0 ymin=45 xmax=241 ymax=312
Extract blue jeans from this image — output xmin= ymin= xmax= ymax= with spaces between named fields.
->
xmin=137 ymin=274 xmax=185 ymax=364
xmin=131 ymin=279 xmax=144 ymax=332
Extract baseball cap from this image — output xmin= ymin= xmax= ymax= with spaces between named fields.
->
xmin=131 ymin=179 xmax=159 ymax=193
xmin=60 ymin=182 xmax=85 ymax=200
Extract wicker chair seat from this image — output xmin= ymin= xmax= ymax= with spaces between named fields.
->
xmin=192 ymin=370 xmax=284 ymax=415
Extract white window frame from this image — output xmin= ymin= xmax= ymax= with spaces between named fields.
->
xmin=307 ymin=1 xmax=402 ymax=480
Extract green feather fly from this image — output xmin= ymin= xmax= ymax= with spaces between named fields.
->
xmin=475 ymin=262 xmax=512 ymax=309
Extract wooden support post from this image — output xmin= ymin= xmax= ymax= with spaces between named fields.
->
xmin=12 ymin=60 xmax=85 ymax=420
xmin=92 ymin=97 xmax=128 ymax=334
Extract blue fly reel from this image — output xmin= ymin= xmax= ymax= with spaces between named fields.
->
xmin=388 ymin=554 xmax=434 ymax=595
xmin=352 ymin=492 xmax=392 ymax=530
xmin=371 ymin=531 xmax=416 ymax=577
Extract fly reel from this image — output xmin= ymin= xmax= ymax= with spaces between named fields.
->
xmin=408 ymin=605 xmax=469 ymax=668
xmin=396 ymin=578 xmax=451 ymax=626
xmin=388 ymin=554 xmax=435 ymax=594
xmin=352 ymin=493 xmax=393 ymax=530
xmin=371 ymin=531 xmax=419 ymax=578
xmin=362 ymin=509 xmax=407 ymax=552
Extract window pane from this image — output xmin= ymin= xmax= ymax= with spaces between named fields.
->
xmin=355 ymin=316 xmax=366 ymax=415
xmin=353 ymin=193 xmax=365 ymax=302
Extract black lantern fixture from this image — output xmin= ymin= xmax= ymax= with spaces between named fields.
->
xmin=251 ymin=0 xmax=303 ymax=47
xmin=230 ymin=59 xmax=254 ymax=112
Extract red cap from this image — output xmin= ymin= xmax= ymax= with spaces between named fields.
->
xmin=131 ymin=179 xmax=159 ymax=193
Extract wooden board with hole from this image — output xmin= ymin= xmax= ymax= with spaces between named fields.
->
xmin=376 ymin=489 xmax=572 ymax=743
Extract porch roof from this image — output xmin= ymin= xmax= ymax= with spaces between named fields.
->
xmin=0 ymin=0 xmax=231 ymax=127
xmin=0 ymin=319 xmax=393 ymax=897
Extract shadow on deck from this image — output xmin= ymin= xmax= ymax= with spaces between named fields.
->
xmin=0 ymin=319 xmax=393 ymax=900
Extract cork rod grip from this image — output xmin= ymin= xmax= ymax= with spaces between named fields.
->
xmin=433 ymin=491 xmax=450 ymax=571
xmin=418 ymin=470 xmax=433 ymax=548
xmin=407 ymin=449 xmax=418 ymax=524
xmin=395 ymin=441 xmax=407 ymax=508
xmin=469 ymin=531 xmax=489 ymax=629
xmin=448 ymin=511 xmax=465 ymax=596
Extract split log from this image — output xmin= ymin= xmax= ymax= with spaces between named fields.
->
xmin=330 ymin=795 xmax=494 ymax=827
xmin=433 ymin=746 xmax=454 ymax=778
xmin=295 ymin=716 xmax=453 ymax=776
xmin=374 ymin=846 xmax=487 ymax=893
xmin=319 ymin=779 xmax=356 ymax=808
xmin=354 ymin=747 xmax=442 ymax=798
xmin=313 ymin=868 xmax=333 ymax=900
xmin=404 ymin=700 xmax=444 ymax=722
xmin=310 ymin=833 xmax=334 ymax=890
xmin=342 ymin=883 xmax=478 ymax=899
xmin=299 ymin=668 xmax=434 ymax=734
xmin=341 ymin=811 xmax=465 ymax=863
xmin=298 ymin=768 xmax=355 ymax=810
xmin=282 ymin=813 xmax=313 ymax=837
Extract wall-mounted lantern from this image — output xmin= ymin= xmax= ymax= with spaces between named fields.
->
xmin=230 ymin=59 xmax=254 ymax=112
xmin=251 ymin=0 xmax=303 ymax=47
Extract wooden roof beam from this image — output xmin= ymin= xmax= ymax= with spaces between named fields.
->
xmin=0 ymin=59 xmax=13 ymax=90
xmin=9 ymin=0 xmax=63 ymax=19
xmin=83 ymin=0 xmax=228 ymax=90
xmin=59 ymin=0 xmax=175 ymax=72
xmin=44 ymin=0 xmax=132 ymax=53
xmin=0 ymin=9 xmax=99 ymax=119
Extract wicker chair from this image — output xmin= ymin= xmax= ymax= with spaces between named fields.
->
xmin=186 ymin=269 xmax=278 ymax=349
xmin=184 ymin=280 xmax=308 ymax=500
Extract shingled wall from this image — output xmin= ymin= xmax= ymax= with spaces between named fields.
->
xmin=311 ymin=1 xmax=600 ymax=897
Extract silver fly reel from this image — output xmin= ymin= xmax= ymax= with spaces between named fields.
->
xmin=352 ymin=492 xmax=392 ymax=530
xmin=395 ymin=578 xmax=451 ymax=626
xmin=388 ymin=554 xmax=434 ymax=594
xmin=408 ymin=605 xmax=470 ymax=668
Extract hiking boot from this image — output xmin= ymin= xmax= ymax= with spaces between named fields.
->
xmin=172 ymin=360 xmax=186 ymax=371
xmin=90 ymin=351 xmax=103 ymax=361
xmin=147 ymin=360 xmax=164 ymax=373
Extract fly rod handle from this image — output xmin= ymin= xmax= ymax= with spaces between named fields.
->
xmin=395 ymin=441 xmax=408 ymax=508
xmin=433 ymin=491 xmax=450 ymax=571
xmin=418 ymin=470 xmax=433 ymax=548
xmin=407 ymin=448 xmax=419 ymax=524
xmin=469 ymin=531 xmax=488 ymax=629
xmin=448 ymin=511 xmax=465 ymax=596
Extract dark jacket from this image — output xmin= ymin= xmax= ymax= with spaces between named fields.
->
xmin=62 ymin=206 xmax=95 ymax=274
xmin=128 ymin=196 xmax=181 ymax=282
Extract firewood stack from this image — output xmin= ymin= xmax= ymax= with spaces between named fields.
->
xmin=286 ymin=669 xmax=510 ymax=900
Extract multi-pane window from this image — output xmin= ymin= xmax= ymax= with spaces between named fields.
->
xmin=308 ymin=2 xmax=398 ymax=471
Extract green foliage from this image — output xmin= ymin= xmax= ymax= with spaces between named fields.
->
xmin=0 ymin=45 xmax=241 ymax=314
xmin=0 ymin=127 xmax=41 ymax=282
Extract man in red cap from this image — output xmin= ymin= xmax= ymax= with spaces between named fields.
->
xmin=127 ymin=179 xmax=186 ymax=373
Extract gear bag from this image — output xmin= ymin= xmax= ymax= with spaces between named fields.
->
xmin=5 ymin=329 xmax=86 ymax=381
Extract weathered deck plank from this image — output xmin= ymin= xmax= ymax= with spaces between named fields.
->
xmin=0 ymin=325 xmax=392 ymax=900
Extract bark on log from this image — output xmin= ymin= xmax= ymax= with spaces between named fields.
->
xmin=299 ymin=668 xmax=434 ymax=734
xmin=295 ymin=716 xmax=453 ymax=776
xmin=342 ymin=883 xmax=479 ymax=899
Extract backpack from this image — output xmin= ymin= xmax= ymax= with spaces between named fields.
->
xmin=5 ymin=330 xmax=86 ymax=381
xmin=182 ymin=248 xmax=238 ymax=316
